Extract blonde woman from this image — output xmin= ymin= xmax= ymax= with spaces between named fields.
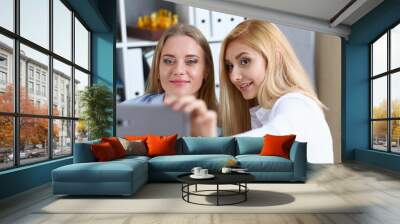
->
xmin=220 ymin=20 xmax=333 ymax=164
xmin=122 ymin=24 xmax=218 ymax=136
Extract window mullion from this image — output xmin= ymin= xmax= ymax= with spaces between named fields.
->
xmin=388 ymin=30 xmax=391 ymax=152
xmin=13 ymin=0 xmax=20 ymax=167
xmin=71 ymin=11 xmax=76 ymax=154
xmin=49 ymin=0 xmax=53 ymax=160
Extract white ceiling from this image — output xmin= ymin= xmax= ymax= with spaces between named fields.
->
xmin=165 ymin=0 xmax=384 ymax=38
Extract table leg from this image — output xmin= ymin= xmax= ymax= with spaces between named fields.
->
xmin=217 ymin=184 xmax=219 ymax=206
xmin=195 ymin=184 xmax=197 ymax=192
xmin=245 ymin=183 xmax=247 ymax=201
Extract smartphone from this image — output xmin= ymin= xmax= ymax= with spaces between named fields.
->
xmin=116 ymin=104 xmax=191 ymax=137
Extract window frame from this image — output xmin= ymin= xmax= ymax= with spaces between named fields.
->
xmin=370 ymin=20 xmax=400 ymax=154
xmin=0 ymin=0 xmax=92 ymax=171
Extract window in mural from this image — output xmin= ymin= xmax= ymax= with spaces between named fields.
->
xmin=371 ymin=23 xmax=400 ymax=154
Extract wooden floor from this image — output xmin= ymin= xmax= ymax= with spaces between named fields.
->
xmin=1 ymin=162 xmax=400 ymax=224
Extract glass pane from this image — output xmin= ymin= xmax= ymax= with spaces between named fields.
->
xmin=75 ymin=120 xmax=88 ymax=143
xmin=372 ymin=121 xmax=387 ymax=151
xmin=20 ymin=0 xmax=49 ymax=49
xmin=20 ymin=117 xmax=49 ymax=165
xmin=372 ymin=77 xmax=387 ymax=119
xmin=0 ymin=116 xmax=13 ymax=170
xmin=391 ymin=24 xmax=400 ymax=70
xmin=391 ymin=72 xmax=400 ymax=118
xmin=53 ymin=59 xmax=72 ymax=117
xmin=0 ymin=0 xmax=14 ymax=32
xmin=20 ymin=44 xmax=49 ymax=115
xmin=74 ymin=18 xmax=89 ymax=70
xmin=53 ymin=119 xmax=72 ymax=158
xmin=372 ymin=33 xmax=387 ymax=76
xmin=391 ymin=120 xmax=400 ymax=153
xmin=74 ymin=69 xmax=89 ymax=118
xmin=53 ymin=0 xmax=72 ymax=60
xmin=0 ymin=34 xmax=14 ymax=112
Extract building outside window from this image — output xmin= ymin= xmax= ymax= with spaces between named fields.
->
xmin=371 ymin=23 xmax=400 ymax=154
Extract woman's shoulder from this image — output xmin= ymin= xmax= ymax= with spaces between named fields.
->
xmin=121 ymin=93 xmax=164 ymax=105
xmin=272 ymin=92 xmax=323 ymax=115
xmin=276 ymin=92 xmax=319 ymax=107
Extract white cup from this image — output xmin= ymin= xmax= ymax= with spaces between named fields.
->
xmin=221 ymin=167 xmax=232 ymax=174
xmin=191 ymin=167 xmax=202 ymax=176
xmin=200 ymin=169 xmax=208 ymax=176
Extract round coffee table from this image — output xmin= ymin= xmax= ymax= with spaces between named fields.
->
xmin=177 ymin=172 xmax=255 ymax=206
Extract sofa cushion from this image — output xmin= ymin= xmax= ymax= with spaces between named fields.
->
xmin=148 ymin=154 xmax=235 ymax=172
xmin=179 ymin=137 xmax=235 ymax=155
xmin=236 ymin=155 xmax=293 ymax=172
xmin=235 ymin=137 xmax=263 ymax=155
xmin=52 ymin=158 xmax=147 ymax=183
xmin=260 ymin=134 xmax=296 ymax=159
xmin=91 ymin=142 xmax=118 ymax=161
xmin=73 ymin=139 xmax=101 ymax=163
xmin=147 ymin=134 xmax=177 ymax=157
xmin=101 ymin=137 xmax=127 ymax=158
xmin=118 ymin=138 xmax=147 ymax=156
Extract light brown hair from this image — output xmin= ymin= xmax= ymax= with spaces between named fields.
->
xmin=146 ymin=24 xmax=218 ymax=112
xmin=220 ymin=20 xmax=324 ymax=136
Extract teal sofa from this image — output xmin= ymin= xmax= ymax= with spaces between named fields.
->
xmin=52 ymin=137 xmax=307 ymax=196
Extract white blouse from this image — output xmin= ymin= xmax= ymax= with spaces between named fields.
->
xmin=236 ymin=92 xmax=334 ymax=164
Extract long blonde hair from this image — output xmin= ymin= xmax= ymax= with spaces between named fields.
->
xmin=146 ymin=24 xmax=218 ymax=112
xmin=220 ymin=20 xmax=324 ymax=136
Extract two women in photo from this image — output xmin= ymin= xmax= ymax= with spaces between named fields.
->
xmin=123 ymin=19 xmax=333 ymax=164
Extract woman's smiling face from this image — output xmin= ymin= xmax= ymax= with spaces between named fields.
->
xmin=159 ymin=35 xmax=206 ymax=98
xmin=224 ymin=39 xmax=266 ymax=100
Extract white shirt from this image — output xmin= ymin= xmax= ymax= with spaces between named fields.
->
xmin=236 ymin=92 xmax=334 ymax=164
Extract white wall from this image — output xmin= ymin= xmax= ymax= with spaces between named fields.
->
xmin=315 ymin=33 xmax=342 ymax=163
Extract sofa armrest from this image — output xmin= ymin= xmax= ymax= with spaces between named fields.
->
xmin=289 ymin=141 xmax=307 ymax=181
xmin=73 ymin=140 xmax=100 ymax=163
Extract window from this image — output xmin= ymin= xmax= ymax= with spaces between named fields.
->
xmin=28 ymin=67 xmax=34 ymax=80
xmin=42 ymin=85 xmax=46 ymax=97
xmin=0 ymin=71 xmax=6 ymax=85
xmin=28 ymin=81 xmax=34 ymax=94
xmin=35 ymin=70 xmax=40 ymax=81
xmin=371 ymin=23 xmax=400 ymax=154
xmin=0 ymin=0 xmax=91 ymax=170
xmin=36 ymin=83 xmax=40 ymax=95
xmin=0 ymin=55 xmax=7 ymax=67
xmin=0 ymin=0 xmax=13 ymax=32
xmin=0 ymin=54 xmax=7 ymax=86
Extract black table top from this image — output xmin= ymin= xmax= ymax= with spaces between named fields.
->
xmin=177 ymin=172 xmax=255 ymax=185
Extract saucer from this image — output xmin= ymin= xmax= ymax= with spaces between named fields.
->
xmin=190 ymin=174 xmax=215 ymax=179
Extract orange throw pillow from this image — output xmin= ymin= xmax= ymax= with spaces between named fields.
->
xmin=260 ymin=134 xmax=296 ymax=159
xmin=91 ymin=142 xmax=117 ymax=161
xmin=101 ymin=137 xmax=127 ymax=158
xmin=125 ymin=135 xmax=148 ymax=142
xmin=146 ymin=134 xmax=177 ymax=157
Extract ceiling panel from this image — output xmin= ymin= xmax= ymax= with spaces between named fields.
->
xmin=166 ymin=0 xmax=384 ymax=37
xmin=224 ymin=0 xmax=352 ymax=21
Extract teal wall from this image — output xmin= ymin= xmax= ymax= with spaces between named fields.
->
xmin=0 ymin=0 xmax=116 ymax=200
xmin=343 ymin=0 xmax=400 ymax=171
